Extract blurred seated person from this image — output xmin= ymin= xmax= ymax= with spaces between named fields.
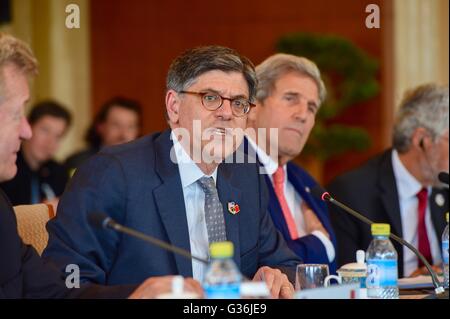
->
xmin=327 ymin=84 xmax=449 ymax=278
xmin=0 ymin=100 xmax=71 ymax=208
xmin=64 ymin=97 xmax=142 ymax=176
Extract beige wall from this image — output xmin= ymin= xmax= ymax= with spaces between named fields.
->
xmin=393 ymin=0 xmax=449 ymax=108
xmin=1 ymin=0 xmax=91 ymax=161
xmin=2 ymin=0 xmax=448 ymax=160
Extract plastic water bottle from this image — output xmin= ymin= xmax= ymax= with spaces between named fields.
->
xmin=366 ymin=223 xmax=399 ymax=299
xmin=203 ymin=241 xmax=242 ymax=299
xmin=442 ymin=212 xmax=449 ymax=289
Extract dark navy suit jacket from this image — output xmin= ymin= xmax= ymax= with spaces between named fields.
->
xmin=327 ymin=150 xmax=448 ymax=277
xmin=43 ymin=130 xmax=300 ymax=285
xmin=0 ymin=189 xmax=135 ymax=298
xmin=265 ymin=163 xmax=337 ymax=274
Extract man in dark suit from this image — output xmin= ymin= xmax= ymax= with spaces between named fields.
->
xmin=328 ymin=84 xmax=449 ymax=278
xmin=0 ymin=32 xmax=201 ymax=299
xmin=43 ymin=46 xmax=300 ymax=299
xmin=246 ymin=53 xmax=337 ymax=274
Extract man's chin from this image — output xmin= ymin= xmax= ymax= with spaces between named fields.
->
xmin=280 ymin=145 xmax=303 ymax=159
xmin=0 ymin=165 xmax=17 ymax=183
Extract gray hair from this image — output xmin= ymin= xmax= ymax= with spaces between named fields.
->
xmin=393 ymin=83 xmax=449 ymax=153
xmin=0 ymin=33 xmax=38 ymax=101
xmin=255 ymin=53 xmax=326 ymax=105
xmin=166 ymin=46 xmax=257 ymax=102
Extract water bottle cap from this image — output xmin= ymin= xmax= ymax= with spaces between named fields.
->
xmin=356 ymin=250 xmax=365 ymax=264
xmin=371 ymin=223 xmax=390 ymax=236
xmin=210 ymin=241 xmax=234 ymax=258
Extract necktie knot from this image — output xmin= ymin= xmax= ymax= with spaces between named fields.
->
xmin=272 ymin=166 xmax=285 ymax=185
xmin=197 ymin=176 xmax=217 ymax=195
xmin=417 ymin=187 xmax=428 ymax=201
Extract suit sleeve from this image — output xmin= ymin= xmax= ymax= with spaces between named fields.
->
xmin=12 ymin=243 xmax=69 ymax=299
xmin=42 ymin=154 xmax=128 ymax=285
xmin=287 ymin=234 xmax=329 ymax=264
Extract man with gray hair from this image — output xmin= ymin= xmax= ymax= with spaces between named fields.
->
xmin=328 ymin=83 xmax=449 ymax=278
xmin=246 ymin=53 xmax=337 ymax=274
xmin=43 ymin=46 xmax=300 ymax=298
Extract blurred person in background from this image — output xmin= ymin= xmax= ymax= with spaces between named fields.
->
xmin=328 ymin=83 xmax=449 ymax=278
xmin=0 ymin=100 xmax=71 ymax=210
xmin=64 ymin=97 xmax=142 ymax=176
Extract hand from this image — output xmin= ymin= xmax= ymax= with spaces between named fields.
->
xmin=302 ymin=201 xmax=329 ymax=239
xmin=409 ymin=265 xmax=443 ymax=277
xmin=128 ymin=276 xmax=204 ymax=299
xmin=252 ymin=266 xmax=294 ymax=299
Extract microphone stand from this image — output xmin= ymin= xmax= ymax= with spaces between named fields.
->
xmin=103 ymin=217 xmax=209 ymax=265
xmin=317 ymin=190 xmax=446 ymax=297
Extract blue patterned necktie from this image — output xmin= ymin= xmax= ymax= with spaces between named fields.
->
xmin=197 ymin=176 xmax=227 ymax=243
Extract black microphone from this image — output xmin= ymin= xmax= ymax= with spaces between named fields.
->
xmin=438 ymin=172 xmax=449 ymax=185
xmin=88 ymin=212 xmax=209 ymax=265
xmin=311 ymin=185 xmax=446 ymax=296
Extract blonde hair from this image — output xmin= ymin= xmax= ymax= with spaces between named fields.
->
xmin=0 ymin=32 xmax=38 ymax=98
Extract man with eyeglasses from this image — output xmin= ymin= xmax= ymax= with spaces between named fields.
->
xmin=0 ymin=32 xmax=203 ymax=299
xmin=43 ymin=46 xmax=300 ymax=299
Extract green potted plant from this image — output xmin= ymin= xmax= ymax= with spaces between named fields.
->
xmin=276 ymin=32 xmax=379 ymax=181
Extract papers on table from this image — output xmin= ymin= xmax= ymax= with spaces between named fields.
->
xmin=398 ymin=275 xmax=444 ymax=289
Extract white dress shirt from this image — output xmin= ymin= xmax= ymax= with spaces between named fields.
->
xmin=171 ymin=132 xmax=217 ymax=282
xmin=391 ymin=150 xmax=442 ymax=277
xmin=247 ymin=137 xmax=335 ymax=263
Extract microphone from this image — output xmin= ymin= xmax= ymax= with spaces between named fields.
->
xmin=88 ymin=212 xmax=209 ymax=265
xmin=311 ymin=185 xmax=446 ymax=296
xmin=438 ymin=172 xmax=449 ymax=185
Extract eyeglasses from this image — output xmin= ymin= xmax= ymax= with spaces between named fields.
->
xmin=179 ymin=91 xmax=255 ymax=117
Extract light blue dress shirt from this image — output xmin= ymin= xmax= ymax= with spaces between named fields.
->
xmin=391 ymin=150 xmax=441 ymax=276
xmin=171 ymin=132 xmax=218 ymax=282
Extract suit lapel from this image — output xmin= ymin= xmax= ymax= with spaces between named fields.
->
xmin=377 ymin=150 xmax=403 ymax=238
xmin=153 ymin=130 xmax=192 ymax=277
xmin=217 ymin=163 xmax=242 ymax=268
xmin=429 ymin=188 xmax=449 ymax=238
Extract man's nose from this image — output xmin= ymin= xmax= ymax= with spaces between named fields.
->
xmin=20 ymin=117 xmax=32 ymax=140
xmin=214 ymin=99 xmax=233 ymax=120
xmin=293 ymin=100 xmax=308 ymax=122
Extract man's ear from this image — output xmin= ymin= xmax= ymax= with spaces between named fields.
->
xmin=165 ymin=90 xmax=180 ymax=125
xmin=247 ymin=101 xmax=261 ymax=127
xmin=412 ymin=127 xmax=430 ymax=151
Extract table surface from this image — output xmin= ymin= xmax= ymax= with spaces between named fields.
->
xmin=399 ymin=289 xmax=449 ymax=299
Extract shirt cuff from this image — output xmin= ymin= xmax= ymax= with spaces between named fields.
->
xmin=311 ymin=230 xmax=336 ymax=263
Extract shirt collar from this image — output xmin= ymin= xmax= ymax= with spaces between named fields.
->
xmin=246 ymin=135 xmax=279 ymax=175
xmin=171 ymin=131 xmax=217 ymax=188
xmin=391 ymin=149 xmax=423 ymax=199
